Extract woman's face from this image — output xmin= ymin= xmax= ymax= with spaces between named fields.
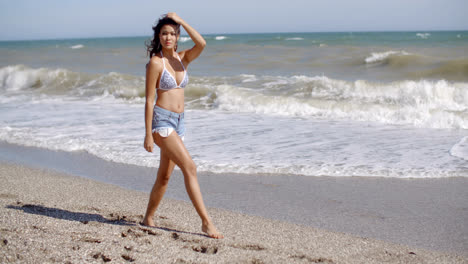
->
xmin=159 ymin=24 xmax=179 ymax=50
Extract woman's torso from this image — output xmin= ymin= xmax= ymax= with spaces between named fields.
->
xmin=155 ymin=51 xmax=187 ymax=113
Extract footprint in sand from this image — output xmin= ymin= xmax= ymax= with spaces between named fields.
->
xmin=121 ymin=254 xmax=135 ymax=262
xmin=250 ymin=258 xmax=265 ymax=264
xmin=171 ymin=232 xmax=202 ymax=243
xmin=121 ymin=227 xmax=161 ymax=238
xmin=291 ymin=254 xmax=335 ymax=263
xmin=92 ymin=252 xmax=111 ymax=262
xmin=191 ymin=245 xmax=219 ymax=254
xmin=121 ymin=228 xmax=143 ymax=238
xmin=230 ymin=243 xmax=266 ymax=251
xmin=138 ymin=227 xmax=160 ymax=236
xmin=124 ymin=245 xmax=133 ymax=251
xmin=81 ymin=237 xmax=102 ymax=243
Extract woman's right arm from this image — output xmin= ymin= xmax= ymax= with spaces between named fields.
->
xmin=144 ymin=58 xmax=161 ymax=153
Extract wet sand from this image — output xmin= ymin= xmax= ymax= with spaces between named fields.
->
xmin=1 ymin=162 xmax=466 ymax=263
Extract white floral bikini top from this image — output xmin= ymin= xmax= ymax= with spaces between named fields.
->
xmin=158 ymin=51 xmax=188 ymax=90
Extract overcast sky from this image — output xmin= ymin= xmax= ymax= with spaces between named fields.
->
xmin=1 ymin=0 xmax=467 ymax=41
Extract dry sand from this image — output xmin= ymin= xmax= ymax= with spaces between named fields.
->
xmin=1 ymin=162 xmax=466 ymax=263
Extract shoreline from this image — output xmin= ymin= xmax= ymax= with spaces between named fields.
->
xmin=1 ymin=162 xmax=466 ymax=263
xmin=0 ymin=141 xmax=467 ymax=257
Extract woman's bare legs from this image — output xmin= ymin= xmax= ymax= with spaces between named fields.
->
xmin=143 ymin=132 xmax=223 ymax=239
xmin=142 ymin=149 xmax=176 ymax=227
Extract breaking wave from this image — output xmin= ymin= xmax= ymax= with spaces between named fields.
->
xmin=365 ymin=50 xmax=411 ymax=64
xmin=1 ymin=65 xmax=467 ymax=129
xmin=0 ymin=65 xmax=145 ymax=100
xmin=185 ymin=75 xmax=468 ymax=129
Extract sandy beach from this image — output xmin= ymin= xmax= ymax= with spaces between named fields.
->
xmin=1 ymin=157 xmax=467 ymax=263
xmin=1 ymin=6 xmax=467 ymax=262
xmin=1 ymin=142 xmax=468 ymax=255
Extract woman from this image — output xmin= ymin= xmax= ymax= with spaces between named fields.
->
xmin=142 ymin=13 xmax=223 ymax=239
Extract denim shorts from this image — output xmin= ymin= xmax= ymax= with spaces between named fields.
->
xmin=152 ymin=106 xmax=185 ymax=140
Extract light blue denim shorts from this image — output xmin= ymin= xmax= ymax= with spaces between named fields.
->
xmin=152 ymin=106 xmax=185 ymax=140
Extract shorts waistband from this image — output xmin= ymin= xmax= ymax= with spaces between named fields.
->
xmin=154 ymin=105 xmax=184 ymax=119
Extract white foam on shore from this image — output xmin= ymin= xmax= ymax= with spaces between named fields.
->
xmin=0 ymin=96 xmax=466 ymax=178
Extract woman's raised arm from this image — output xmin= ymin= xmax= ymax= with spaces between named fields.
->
xmin=167 ymin=12 xmax=206 ymax=65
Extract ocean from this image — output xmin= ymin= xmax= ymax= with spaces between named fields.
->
xmin=0 ymin=31 xmax=467 ymax=178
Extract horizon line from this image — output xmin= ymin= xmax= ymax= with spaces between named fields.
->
xmin=1 ymin=29 xmax=467 ymax=42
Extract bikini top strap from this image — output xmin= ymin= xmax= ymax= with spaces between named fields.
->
xmin=175 ymin=53 xmax=186 ymax=71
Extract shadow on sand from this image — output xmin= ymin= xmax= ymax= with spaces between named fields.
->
xmin=7 ymin=202 xmax=209 ymax=238
xmin=7 ymin=203 xmax=133 ymax=226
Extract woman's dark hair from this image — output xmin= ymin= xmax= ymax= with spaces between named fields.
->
xmin=146 ymin=15 xmax=181 ymax=58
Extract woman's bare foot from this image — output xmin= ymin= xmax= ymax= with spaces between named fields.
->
xmin=142 ymin=216 xmax=155 ymax=227
xmin=202 ymin=222 xmax=224 ymax=239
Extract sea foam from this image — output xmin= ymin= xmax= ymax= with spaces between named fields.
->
xmin=2 ymin=65 xmax=467 ymax=130
xmin=179 ymin=37 xmax=192 ymax=42
xmin=416 ymin=33 xmax=431 ymax=39
xmin=207 ymin=75 xmax=468 ymax=129
xmin=0 ymin=65 xmax=144 ymax=100
xmin=1 ymin=100 xmax=465 ymax=178
xmin=70 ymin=44 xmax=84 ymax=49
